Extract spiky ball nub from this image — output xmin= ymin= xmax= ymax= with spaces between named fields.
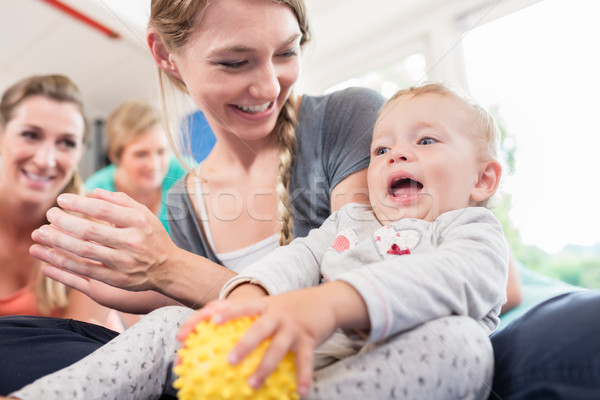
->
xmin=173 ymin=316 xmax=298 ymax=400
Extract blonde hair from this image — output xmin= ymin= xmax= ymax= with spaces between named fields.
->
xmin=382 ymin=83 xmax=501 ymax=207
xmin=105 ymin=100 xmax=162 ymax=163
xmin=148 ymin=0 xmax=311 ymax=245
xmin=383 ymin=83 xmax=500 ymax=160
xmin=0 ymin=74 xmax=89 ymax=314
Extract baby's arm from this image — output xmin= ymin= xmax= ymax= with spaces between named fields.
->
xmin=177 ymin=210 xmax=341 ymax=341
xmin=219 ymin=209 xmax=343 ymax=298
xmin=337 ymin=207 xmax=509 ymax=343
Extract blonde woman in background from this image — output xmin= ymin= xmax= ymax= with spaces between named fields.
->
xmin=84 ymin=100 xmax=186 ymax=235
xmin=0 ymin=74 xmax=118 ymax=325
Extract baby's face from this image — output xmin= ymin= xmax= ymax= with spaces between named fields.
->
xmin=367 ymin=93 xmax=483 ymax=223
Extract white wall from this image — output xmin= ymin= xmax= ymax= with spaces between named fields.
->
xmin=301 ymin=0 xmax=542 ymax=94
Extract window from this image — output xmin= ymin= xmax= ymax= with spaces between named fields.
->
xmin=462 ymin=0 xmax=600 ymax=287
xmin=322 ymin=0 xmax=600 ymax=288
xmin=325 ymin=53 xmax=427 ymax=98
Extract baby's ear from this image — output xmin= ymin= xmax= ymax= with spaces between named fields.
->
xmin=470 ymin=159 xmax=502 ymax=204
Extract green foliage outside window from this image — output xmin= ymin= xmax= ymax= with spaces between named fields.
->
xmin=491 ymin=106 xmax=600 ymax=289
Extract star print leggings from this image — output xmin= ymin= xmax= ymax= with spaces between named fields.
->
xmin=9 ymin=306 xmax=493 ymax=400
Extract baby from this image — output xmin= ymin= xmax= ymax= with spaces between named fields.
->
xmin=181 ymin=83 xmax=508 ymax=399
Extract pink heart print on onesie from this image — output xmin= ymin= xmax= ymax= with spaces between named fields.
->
xmin=330 ymin=229 xmax=359 ymax=252
xmin=372 ymin=225 xmax=421 ymax=259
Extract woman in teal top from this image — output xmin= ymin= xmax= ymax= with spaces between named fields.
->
xmin=84 ymin=100 xmax=187 ymax=235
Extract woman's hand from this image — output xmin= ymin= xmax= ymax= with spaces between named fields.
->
xmin=178 ymin=282 xmax=369 ymax=397
xmin=42 ymin=262 xmax=179 ymax=313
xmin=30 ymin=188 xmax=177 ymax=293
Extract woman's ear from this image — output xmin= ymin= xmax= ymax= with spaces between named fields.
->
xmin=147 ymin=29 xmax=182 ymax=80
xmin=108 ymin=153 xmax=119 ymax=166
xmin=471 ymin=159 xmax=502 ymax=204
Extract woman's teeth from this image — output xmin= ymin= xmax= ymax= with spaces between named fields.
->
xmin=236 ymin=102 xmax=271 ymax=114
xmin=25 ymin=171 xmax=52 ymax=181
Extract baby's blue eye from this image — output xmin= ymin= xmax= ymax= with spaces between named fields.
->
xmin=418 ymin=137 xmax=436 ymax=145
xmin=375 ymin=147 xmax=390 ymax=156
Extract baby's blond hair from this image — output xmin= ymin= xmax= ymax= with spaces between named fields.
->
xmin=382 ymin=83 xmax=500 ymax=162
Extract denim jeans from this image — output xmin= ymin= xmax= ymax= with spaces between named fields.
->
xmin=489 ymin=290 xmax=600 ymax=400
xmin=0 ymin=316 xmax=118 ymax=395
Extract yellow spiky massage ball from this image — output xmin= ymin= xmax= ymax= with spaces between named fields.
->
xmin=173 ymin=316 xmax=298 ymax=400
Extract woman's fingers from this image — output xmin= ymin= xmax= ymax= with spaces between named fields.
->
xmin=30 ymin=243 xmax=133 ymax=289
xmin=40 ymin=263 xmax=91 ymax=293
xmin=39 ymin=209 xmax=124 ymax=250
xmin=32 ymin=223 xmax=121 ymax=269
xmin=56 ymin=191 xmax=149 ymax=228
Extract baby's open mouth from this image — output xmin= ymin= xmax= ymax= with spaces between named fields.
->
xmin=389 ymin=177 xmax=423 ymax=198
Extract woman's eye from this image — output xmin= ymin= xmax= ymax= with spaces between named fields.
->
xmin=59 ymin=139 xmax=78 ymax=149
xmin=418 ymin=137 xmax=437 ymax=145
xmin=375 ymin=147 xmax=390 ymax=156
xmin=279 ymin=49 xmax=298 ymax=58
xmin=21 ymin=130 xmax=38 ymax=140
xmin=220 ymin=60 xmax=248 ymax=69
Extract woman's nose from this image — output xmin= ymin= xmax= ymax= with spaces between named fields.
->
xmin=249 ymin=62 xmax=280 ymax=99
xmin=33 ymin=142 xmax=57 ymax=168
xmin=148 ymin=153 xmax=164 ymax=171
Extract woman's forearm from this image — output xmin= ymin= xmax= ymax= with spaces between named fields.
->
xmin=150 ymin=246 xmax=237 ymax=309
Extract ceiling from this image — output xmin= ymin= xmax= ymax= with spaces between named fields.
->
xmin=0 ymin=0 xmax=497 ymax=120
xmin=0 ymin=0 xmax=154 ymax=119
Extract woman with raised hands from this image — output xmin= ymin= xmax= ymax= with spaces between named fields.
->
xmin=1 ymin=0 xmax=385 ymax=396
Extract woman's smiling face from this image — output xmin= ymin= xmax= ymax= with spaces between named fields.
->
xmin=117 ymin=126 xmax=170 ymax=191
xmin=169 ymin=0 xmax=302 ymax=142
xmin=0 ymin=95 xmax=85 ymax=208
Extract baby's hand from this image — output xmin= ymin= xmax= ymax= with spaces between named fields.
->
xmin=177 ymin=281 xmax=367 ymax=397
xmin=174 ymin=316 xmax=298 ymax=400
xmin=177 ymin=283 xmax=267 ymax=342
xmin=229 ymin=285 xmax=352 ymax=396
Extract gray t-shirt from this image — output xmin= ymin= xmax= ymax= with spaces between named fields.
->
xmin=166 ymin=87 xmax=385 ymax=266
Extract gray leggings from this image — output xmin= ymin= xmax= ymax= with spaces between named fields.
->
xmin=11 ymin=306 xmax=493 ymax=400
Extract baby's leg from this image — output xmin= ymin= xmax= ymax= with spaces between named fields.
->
xmin=9 ymin=306 xmax=192 ymax=400
xmin=308 ymin=315 xmax=493 ymax=400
